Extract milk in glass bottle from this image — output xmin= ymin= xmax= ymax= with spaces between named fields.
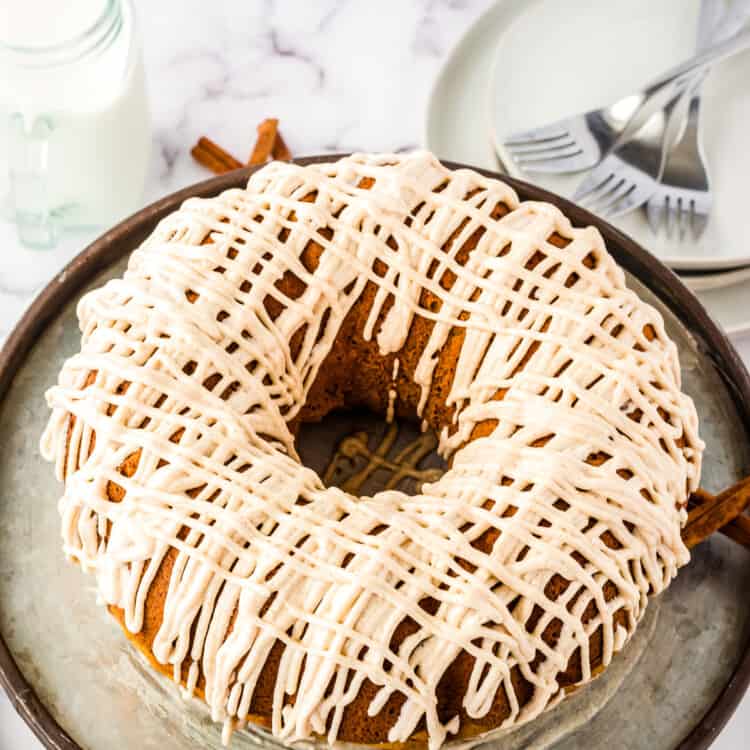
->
xmin=0 ymin=0 xmax=150 ymax=247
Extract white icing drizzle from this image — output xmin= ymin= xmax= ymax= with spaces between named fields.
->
xmin=386 ymin=389 xmax=397 ymax=424
xmin=41 ymin=152 xmax=702 ymax=749
xmin=387 ymin=357 xmax=400 ymax=424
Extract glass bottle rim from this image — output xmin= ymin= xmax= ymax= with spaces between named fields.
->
xmin=0 ymin=0 xmax=123 ymax=68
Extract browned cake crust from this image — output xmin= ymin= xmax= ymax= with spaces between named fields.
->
xmin=65 ymin=183 xmax=653 ymax=746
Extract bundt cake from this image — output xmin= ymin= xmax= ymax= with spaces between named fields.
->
xmin=41 ymin=152 xmax=703 ymax=748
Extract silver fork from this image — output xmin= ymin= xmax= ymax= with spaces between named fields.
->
xmin=501 ymin=91 xmax=646 ymax=174
xmin=569 ymin=92 xmax=684 ymax=219
xmin=645 ymin=1 xmax=750 ymax=239
xmin=500 ymin=24 xmax=750 ymax=175
xmin=644 ymin=79 xmax=711 ymax=238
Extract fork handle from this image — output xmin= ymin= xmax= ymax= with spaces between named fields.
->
xmin=644 ymin=25 xmax=750 ymax=95
xmin=621 ymin=25 xmax=750 ymax=138
xmin=660 ymin=0 xmax=750 ymax=152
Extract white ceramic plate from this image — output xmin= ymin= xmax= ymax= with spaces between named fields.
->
xmin=681 ymin=263 xmax=750 ymax=292
xmin=423 ymin=0 xmax=750 ymax=340
xmin=694 ymin=280 xmax=750 ymax=338
xmin=489 ymin=0 xmax=750 ymax=272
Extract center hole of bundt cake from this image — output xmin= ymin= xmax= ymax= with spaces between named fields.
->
xmin=296 ymin=408 xmax=447 ymax=496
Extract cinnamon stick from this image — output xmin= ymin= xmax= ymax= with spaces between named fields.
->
xmin=249 ymin=118 xmax=279 ymax=165
xmin=191 ymin=137 xmax=243 ymax=174
xmin=682 ymin=477 xmax=750 ymax=549
xmin=192 ymin=119 xmax=292 ymax=175
xmin=272 ymin=129 xmax=292 ymax=162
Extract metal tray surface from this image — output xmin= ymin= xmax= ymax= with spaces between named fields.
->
xmin=0 ymin=159 xmax=749 ymax=750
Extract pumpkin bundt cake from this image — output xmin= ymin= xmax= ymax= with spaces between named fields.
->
xmin=42 ymin=152 xmax=703 ymax=748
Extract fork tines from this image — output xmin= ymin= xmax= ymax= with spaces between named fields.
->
xmin=502 ymin=122 xmax=598 ymax=174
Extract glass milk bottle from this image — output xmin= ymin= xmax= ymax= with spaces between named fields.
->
xmin=0 ymin=0 xmax=151 ymax=248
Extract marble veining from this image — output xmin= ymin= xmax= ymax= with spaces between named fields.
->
xmin=0 ymin=0 xmax=491 ymax=342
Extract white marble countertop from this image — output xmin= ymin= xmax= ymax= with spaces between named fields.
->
xmin=0 ymin=1 xmax=747 ymax=748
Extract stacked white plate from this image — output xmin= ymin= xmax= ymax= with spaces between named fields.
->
xmin=424 ymin=0 xmax=750 ymax=339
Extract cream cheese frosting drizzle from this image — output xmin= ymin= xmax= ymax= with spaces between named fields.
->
xmin=41 ymin=152 xmax=702 ymax=749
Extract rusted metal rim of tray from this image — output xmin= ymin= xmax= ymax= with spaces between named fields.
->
xmin=0 ymin=156 xmax=749 ymax=750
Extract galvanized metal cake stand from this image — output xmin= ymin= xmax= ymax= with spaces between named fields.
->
xmin=0 ymin=159 xmax=749 ymax=750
